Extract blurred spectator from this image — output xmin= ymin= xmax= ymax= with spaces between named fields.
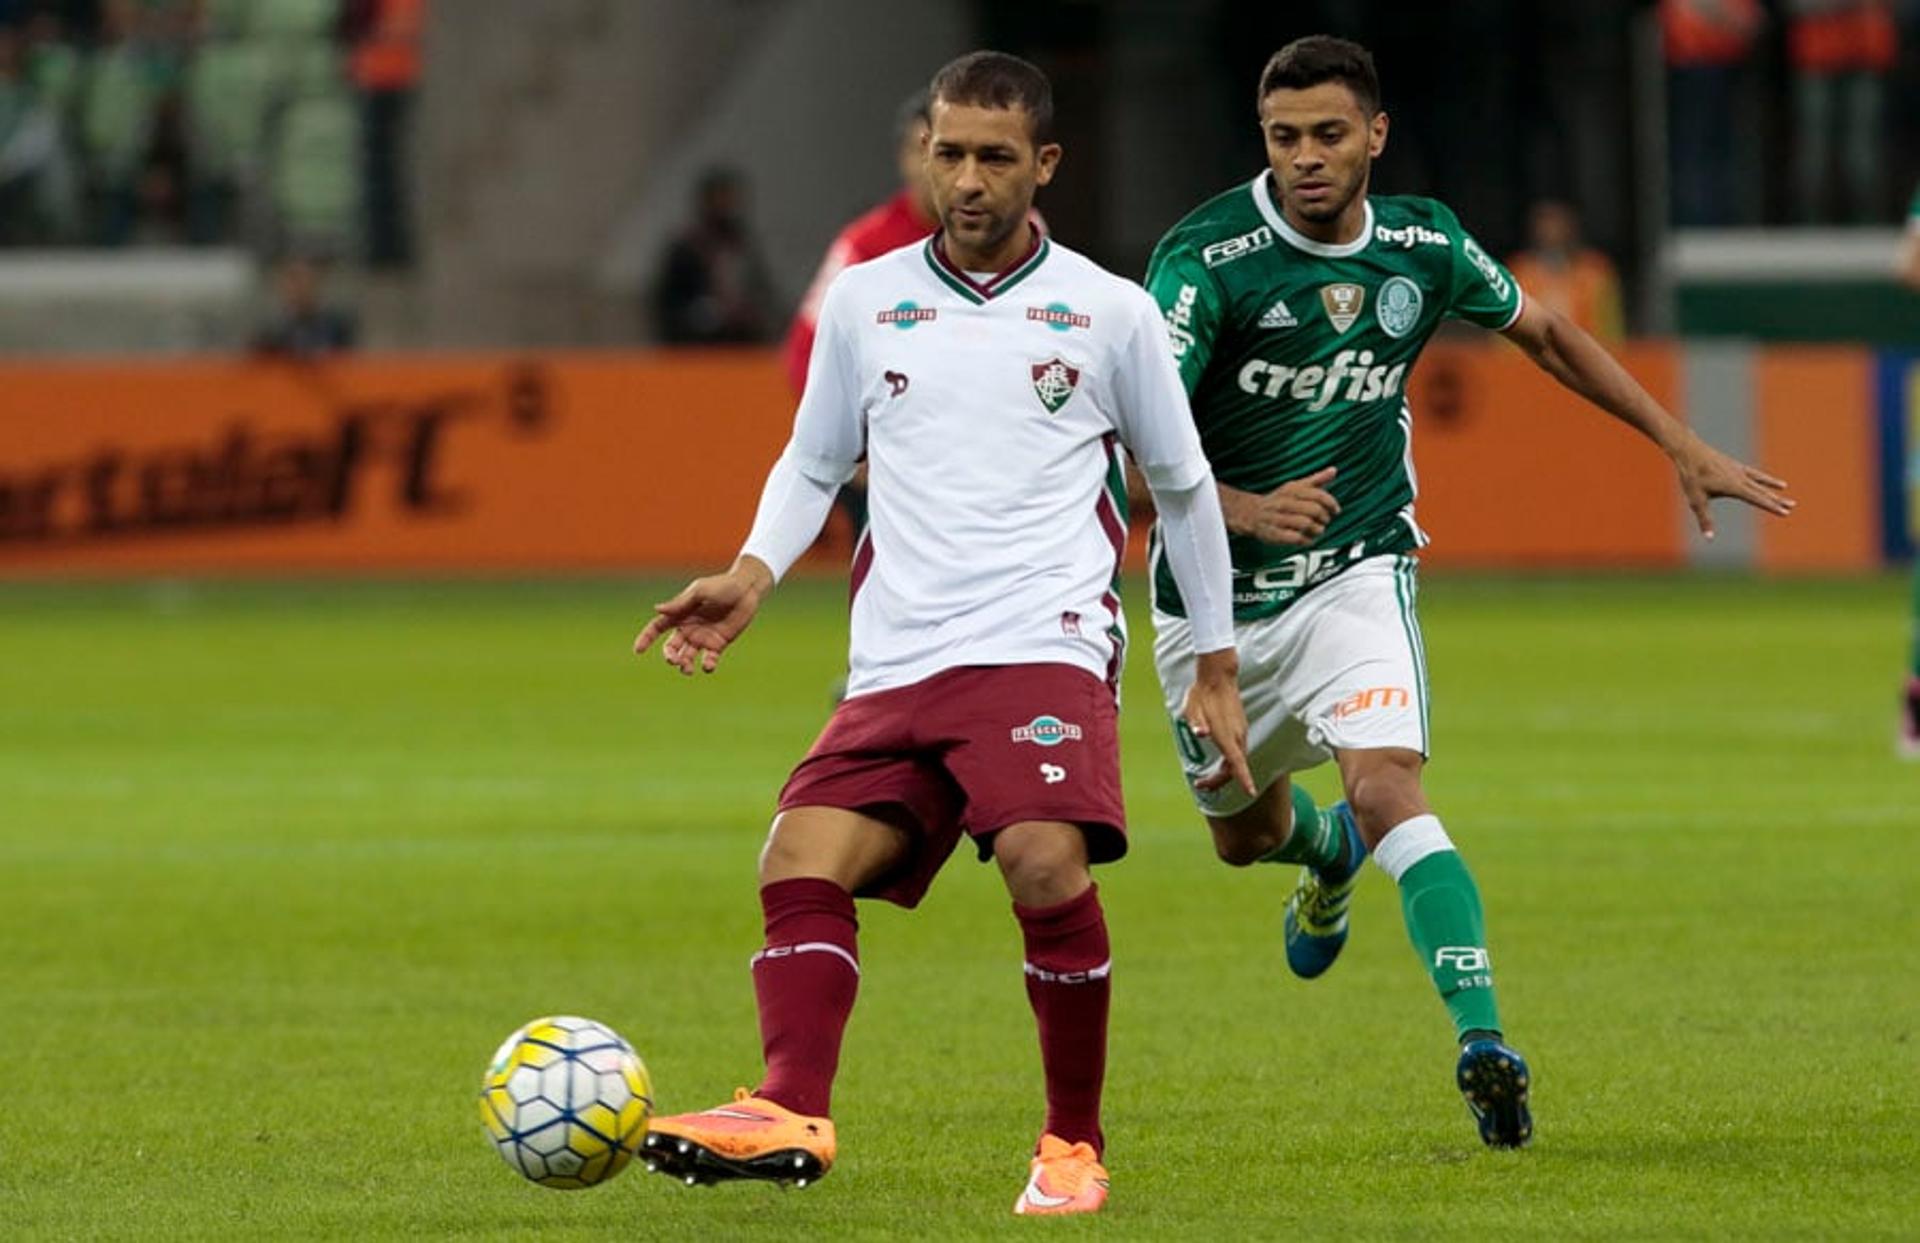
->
xmin=0 ymin=23 xmax=74 ymax=242
xmin=1787 ymin=0 xmax=1898 ymax=223
xmin=1661 ymin=0 xmax=1764 ymax=227
xmin=1506 ymin=200 xmax=1625 ymax=342
xmin=340 ymin=0 xmax=420 ymax=268
xmin=251 ymin=251 xmax=357 ymax=356
xmin=650 ymin=167 xmax=775 ymax=345
xmin=78 ymin=0 xmax=183 ymax=245
xmin=780 ymin=89 xmax=936 ymax=556
xmin=782 ymin=89 xmax=936 ymax=392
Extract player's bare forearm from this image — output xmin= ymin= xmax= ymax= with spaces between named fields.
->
xmin=1503 ymin=300 xmax=1794 ymax=534
xmin=1217 ymin=468 xmax=1339 ymax=546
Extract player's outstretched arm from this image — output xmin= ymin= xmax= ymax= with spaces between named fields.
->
xmin=634 ymin=556 xmax=775 ymax=676
xmin=1501 ymin=299 xmax=1795 ymax=539
xmin=1218 ymin=467 xmax=1341 ymax=547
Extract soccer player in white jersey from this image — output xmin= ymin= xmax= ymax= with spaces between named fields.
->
xmin=632 ymin=51 xmax=1252 ymax=1216
xmin=1143 ymin=36 xmax=1796 ymax=1148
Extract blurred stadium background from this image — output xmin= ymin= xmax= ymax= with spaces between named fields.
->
xmin=2 ymin=1 xmax=1916 ymax=1237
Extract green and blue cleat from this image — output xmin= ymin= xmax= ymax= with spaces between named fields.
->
xmin=1282 ymin=801 xmax=1367 ymax=979
xmin=1456 ymin=1037 xmax=1533 ymax=1148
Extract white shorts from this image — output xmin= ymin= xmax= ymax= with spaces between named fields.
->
xmin=1152 ymin=553 xmax=1430 ymax=816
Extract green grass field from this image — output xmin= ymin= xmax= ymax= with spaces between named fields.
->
xmin=2 ymin=573 xmax=1915 ymax=1240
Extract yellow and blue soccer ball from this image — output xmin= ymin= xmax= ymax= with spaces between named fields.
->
xmin=479 ymin=1016 xmax=653 ymax=1189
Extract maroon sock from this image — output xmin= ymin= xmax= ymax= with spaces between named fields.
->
xmin=751 ymin=877 xmax=860 ymax=1118
xmin=1015 ymin=883 xmax=1110 ymax=1155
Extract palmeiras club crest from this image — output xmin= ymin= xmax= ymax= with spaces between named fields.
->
xmin=1031 ymin=357 xmax=1081 ymax=413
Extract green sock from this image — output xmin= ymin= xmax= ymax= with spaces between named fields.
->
xmin=1396 ymin=849 xmax=1502 ymax=1040
xmin=1257 ymin=785 xmax=1344 ymax=872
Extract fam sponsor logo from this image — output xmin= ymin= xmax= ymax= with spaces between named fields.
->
xmin=1375 ymin=222 xmax=1449 ymax=249
xmin=1329 ymin=685 xmax=1412 ymax=720
xmin=876 ymin=300 xmax=937 ymax=329
xmin=1027 ymin=302 xmax=1091 ymax=332
xmin=1011 ymin=714 xmax=1083 ymax=746
xmin=1236 ymin=347 xmax=1408 ymax=410
xmin=1461 ymin=237 xmax=1512 ymax=302
xmin=1164 ymin=283 xmax=1199 ymax=358
xmin=1435 ymin=946 xmax=1493 ymax=990
xmin=1202 ymin=225 xmax=1274 ymax=268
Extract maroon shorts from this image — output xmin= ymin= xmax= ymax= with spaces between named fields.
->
xmin=776 ymin=662 xmax=1126 ymax=908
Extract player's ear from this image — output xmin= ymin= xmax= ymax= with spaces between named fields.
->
xmin=1369 ymin=110 xmax=1389 ymax=159
xmin=1034 ymin=142 xmax=1062 ymax=187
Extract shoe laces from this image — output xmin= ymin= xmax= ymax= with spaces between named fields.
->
xmin=1292 ymin=868 xmax=1352 ymax=931
xmin=1035 ymin=1138 xmax=1105 ymax=1192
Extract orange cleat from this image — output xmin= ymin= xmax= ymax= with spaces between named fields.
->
xmin=640 ymin=1089 xmax=836 ymax=1187
xmin=1012 ymin=1133 xmax=1110 ymax=1216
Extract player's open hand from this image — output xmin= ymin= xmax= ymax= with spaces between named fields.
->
xmin=1224 ymin=468 xmax=1340 ymax=546
xmin=1183 ymin=648 xmax=1256 ymax=796
xmin=633 ymin=558 xmax=774 ymax=676
xmin=1672 ymin=436 xmax=1794 ymax=540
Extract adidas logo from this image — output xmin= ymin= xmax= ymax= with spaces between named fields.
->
xmin=1258 ymin=298 xmax=1298 ymax=329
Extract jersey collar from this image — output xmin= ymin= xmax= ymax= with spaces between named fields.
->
xmin=1251 ymin=170 xmax=1374 ymax=258
xmin=923 ymin=227 xmax=1050 ymax=304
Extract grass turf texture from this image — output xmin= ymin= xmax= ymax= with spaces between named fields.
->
xmin=1 ymin=574 xmax=1914 ymax=1240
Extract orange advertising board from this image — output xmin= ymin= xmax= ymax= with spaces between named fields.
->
xmin=1406 ymin=341 xmax=1685 ymax=568
xmin=0 ymin=352 xmax=797 ymax=575
xmin=0 ymin=343 xmax=1874 ymax=577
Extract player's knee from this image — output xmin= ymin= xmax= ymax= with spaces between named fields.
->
xmin=1343 ymin=762 xmax=1425 ymax=843
xmin=1213 ymin=829 xmax=1279 ymax=867
xmin=757 ymin=810 xmax=901 ymax=889
xmin=1209 ymin=805 xmax=1287 ymax=867
xmin=756 ymin=822 xmax=823 ymax=884
xmin=993 ymin=823 xmax=1091 ymax=906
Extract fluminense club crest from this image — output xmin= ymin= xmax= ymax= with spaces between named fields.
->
xmin=1031 ymin=357 xmax=1081 ymax=413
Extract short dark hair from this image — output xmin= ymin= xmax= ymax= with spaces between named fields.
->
xmin=1257 ymin=35 xmax=1380 ymax=116
xmin=929 ymin=50 xmax=1054 ymax=144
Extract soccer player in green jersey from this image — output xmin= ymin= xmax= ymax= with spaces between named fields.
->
xmin=1143 ymin=36 xmax=1796 ymax=1148
xmin=1897 ymin=181 xmax=1920 ymax=756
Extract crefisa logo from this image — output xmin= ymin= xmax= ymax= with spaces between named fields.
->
xmin=1010 ymin=715 xmax=1083 ymax=746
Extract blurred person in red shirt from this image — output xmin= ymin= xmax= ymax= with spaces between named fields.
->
xmin=1786 ymin=0 xmax=1898 ymax=223
xmin=1506 ymin=200 xmax=1625 ymax=343
xmin=780 ymin=90 xmax=937 ymax=548
xmin=781 ymin=90 xmax=937 ymax=394
xmin=342 ymin=0 xmax=424 ymax=267
xmin=1661 ymin=0 xmax=1764 ymax=226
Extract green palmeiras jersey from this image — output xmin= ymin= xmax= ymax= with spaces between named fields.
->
xmin=1145 ymin=171 xmax=1524 ymax=619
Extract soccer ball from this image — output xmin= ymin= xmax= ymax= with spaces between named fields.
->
xmin=478 ymin=1015 xmax=654 ymax=1189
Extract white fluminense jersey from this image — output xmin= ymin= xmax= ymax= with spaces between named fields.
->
xmin=777 ymin=232 xmax=1215 ymax=698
